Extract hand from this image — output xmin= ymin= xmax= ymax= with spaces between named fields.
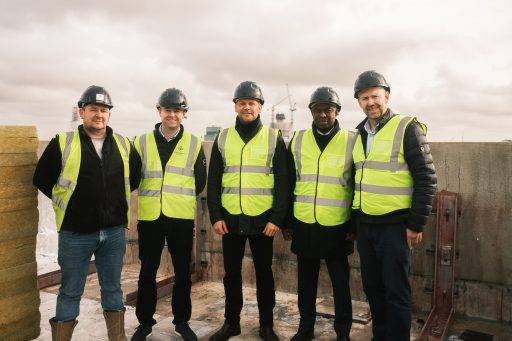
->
xmin=262 ymin=222 xmax=281 ymax=237
xmin=213 ymin=220 xmax=228 ymax=235
xmin=406 ymin=228 xmax=423 ymax=249
xmin=282 ymin=228 xmax=293 ymax=240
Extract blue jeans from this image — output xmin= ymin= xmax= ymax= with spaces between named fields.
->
xmin=55 ymin=226 xmax=126 ymax=321
xmin=356 ymin=221 xmax=412 ymax=341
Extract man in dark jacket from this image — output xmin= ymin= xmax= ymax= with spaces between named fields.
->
xmin=33 ymin=85 xmax=140 ymax=340
xmin=207 ymin=81 xmax=289 ymax=341
xmin=352 ymin=71 xmax=437 ymax=341
xmin=284 ymin=87 xmax=354 ymax=341
xmin=130 ymin=88 xmax=207 ymax=341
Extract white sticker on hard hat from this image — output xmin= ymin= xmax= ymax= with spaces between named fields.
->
xmin=96 ymin=94 xmax=105 ymax=101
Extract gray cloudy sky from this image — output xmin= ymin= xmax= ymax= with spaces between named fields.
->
xmin=1 ymin=0 xmax=511 ymax=141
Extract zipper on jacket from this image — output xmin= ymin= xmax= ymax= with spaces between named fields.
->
xmin=239 ymin=142 xmax=246 ymax=215
xmin=313 ymin=150 xmax=324 ymax=223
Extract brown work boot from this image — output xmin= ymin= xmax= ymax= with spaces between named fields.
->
xmin=49 ymin=318 xmax=78 ymax=341
xmin=103 ymin=310 xmax=128 ymax=341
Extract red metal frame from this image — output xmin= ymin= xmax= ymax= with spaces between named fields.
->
xmin=418 ymin=190 xmax=460 ymax=341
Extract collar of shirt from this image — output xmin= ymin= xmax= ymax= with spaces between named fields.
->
xmin=363 ymin=120 xmax=379 ymax=156
xmin=316 ymin=126 xmax=335 ymax=136
xmin=159 ymin=125 xmax=181 ymax=142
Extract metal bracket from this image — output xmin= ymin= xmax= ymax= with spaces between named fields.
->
xmin=418 ymin=190 xmax=460 ymax=341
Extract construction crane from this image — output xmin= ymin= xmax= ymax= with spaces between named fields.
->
xmin=268 ymin=84 xmax=296 ymax=141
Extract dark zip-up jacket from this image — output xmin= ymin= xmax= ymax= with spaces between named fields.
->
xmin=207 ymin=115 xmax=289 ymax=235
xmin=33 ymin=125 xmax=140 ymax=233
xmin=132 ymin=123 xmax=207 ymax=224
xmin=354 ymin=109 xmax=437 ymax=232
xmin=287 ymin=120 xmax=354 ymax=258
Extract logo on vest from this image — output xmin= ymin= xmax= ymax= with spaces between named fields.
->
xmin=176 ymin=145 xmax=185 ymax=154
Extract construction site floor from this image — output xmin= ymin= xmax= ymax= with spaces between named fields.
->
xmin=36 ymin=271 xmax=512 ymax=340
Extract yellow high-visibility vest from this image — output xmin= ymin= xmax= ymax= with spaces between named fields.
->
xmin=134 ymin=131 xmax=201 ymax=220
xmin=291 ymin=129 xmax=355 ymax=226
xmin=51 ymin=130 xmax=131 ymax=230
xmin=352 ymin=115 xmax=426 ymax=215
xmin=218 ymin=126 xmax=277 ymax=216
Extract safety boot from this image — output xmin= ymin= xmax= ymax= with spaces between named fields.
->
xmin=49 ymin=318 xmax=78 ymax=341
xmin=103 ymin=310 xmax=127 ymax=341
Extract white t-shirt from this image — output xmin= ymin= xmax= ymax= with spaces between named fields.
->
xmin=91 ymin=137 xmax=105 ymax=160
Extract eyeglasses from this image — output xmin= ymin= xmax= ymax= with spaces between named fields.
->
xmin=312 ymin=107 xmax=336 ymax=115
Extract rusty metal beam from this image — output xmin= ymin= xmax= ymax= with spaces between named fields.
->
xmin=418 ymin=190 xmax=460 ymax=341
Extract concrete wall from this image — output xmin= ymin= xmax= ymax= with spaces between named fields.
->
xmin=35 ymin=139 xmax=512 ymax=321
xmin=198 ymin=141 xmax=512 ymax=322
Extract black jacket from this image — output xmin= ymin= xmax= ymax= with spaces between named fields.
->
xmin=207 ymin=115 xmax=289 ymax=235
xmin=133 ymin=123 xmax=207 ymax=224
xmin=33 ymin=125 xmax=140 ymax=233
xmin=287 ymin=120 xmax=354 ymax=259
xmin=354 ymin=109 xmax=437 ymax=232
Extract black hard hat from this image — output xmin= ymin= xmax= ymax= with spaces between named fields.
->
xmin=157 ymin=88 xmax=188 ymax=111
xmin=78 ymin=85 xmax=113 ymax=109
xmin=354 ymin=70 xmax=390 ymax=98
xmin=309 ymin=87 xmax=341 ymax=110
xmin=233 ymin=81 xmax=264 ymax=104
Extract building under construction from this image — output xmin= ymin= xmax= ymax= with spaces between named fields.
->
xmin=1 ymin=125 xmax=511 ymax=340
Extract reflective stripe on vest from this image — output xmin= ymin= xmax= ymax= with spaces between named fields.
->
xmin=51 ymin=130 xmax=131 ymax=230
xmin=218 ymin=125 xmax=277 ymax=216
xmin=291 ymin=129 xmax=355 ymax=226
xmin=352 ymin=115 xmax=425 ymax=215
xmin=135 ymin=130 xmax=200 ymax=220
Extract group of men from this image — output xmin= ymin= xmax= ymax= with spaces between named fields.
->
xmin=34 ymin=70 xmax=437 ymax=341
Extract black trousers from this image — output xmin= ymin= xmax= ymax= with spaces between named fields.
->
xmin=356 ymin=221 xmax=412 ymax=341
xmin=135 ymin=220 xmax=194 ymax=326
xmin=222 ymin=233 xmax=276 ymax=327
xmin=297 ymin=255 xmax=352 ymax=336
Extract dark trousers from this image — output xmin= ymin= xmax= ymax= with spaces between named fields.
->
xmin=297 ymin=255 xmax=352 ymax=336
xmin=222 ymin=233 xmax=276 ymax=327
xmin=135 ymin=220 xmax=194 ymax=326
xmin=356 ymin=221 xmax=412 ymax=341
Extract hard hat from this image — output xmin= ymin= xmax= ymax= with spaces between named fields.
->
xmin=157 ymin=88 xmax=188 ymax=111
xmin=233 ymin=81 xmax=264 ymax=104
xmin=78 ymin=85 xmax=113 ymax=109
xmin=309 ymin=87 xmax=341 ymax=110
xmin=354 ymin=70 xmax=390 ymax=98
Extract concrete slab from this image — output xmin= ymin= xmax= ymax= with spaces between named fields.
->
xmin=35 ymin=280 xmax=512 ymax=340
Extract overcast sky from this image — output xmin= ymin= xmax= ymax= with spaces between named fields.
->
xmin=1 ymin=0 xmax=511 ymax=142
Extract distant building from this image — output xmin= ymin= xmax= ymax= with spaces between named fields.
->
xmin=204 ymin=126 xmax=221 ymax=141
xmin=70 ymin=106 xmax=80 ymax=130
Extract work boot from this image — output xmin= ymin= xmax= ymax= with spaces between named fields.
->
xmin=209 ymin=323 xmax=241 ymax=341
xmin=49 ymin=318 xmax=78 ymax=341
xmin=290 ymin=329 xmax=314 ymax=341
xmin=259 ymin=327 xmax=279 ymax=341
xmin=131 ymin=324 xmax=152 ymax=340
xmin=176 ymin=322 xmax=198 ymax=341
xmin=103 ymin=310 xmax=127 ymax=341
